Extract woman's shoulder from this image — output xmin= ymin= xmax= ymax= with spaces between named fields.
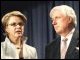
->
xmin=1 ymin=41 xmax=5 ymax=47
xmin=24 ymin=44 xmax=36 ymax=50
xmin=1 ymin=41 xmax=7 ymax=51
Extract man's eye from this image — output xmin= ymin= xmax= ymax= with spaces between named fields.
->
xmin=56 ymin=17 xmax=61 ymax=19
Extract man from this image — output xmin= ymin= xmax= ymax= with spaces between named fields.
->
xmin=45 ymin=5 xmax=79 ymax=59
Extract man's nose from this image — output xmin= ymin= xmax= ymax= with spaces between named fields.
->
xmin=52 ymin=20 xmax=57 ymax=25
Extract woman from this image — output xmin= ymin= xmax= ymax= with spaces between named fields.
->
xmin=1 ymin=11 xmax=38 ymax=59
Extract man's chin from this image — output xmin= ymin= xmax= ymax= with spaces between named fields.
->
xmin=56 ymin=31 xmax=61 ymax=34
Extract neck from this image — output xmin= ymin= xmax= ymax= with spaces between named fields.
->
xmin=60 ymin=27 xmax=74 ymax=37
xmin=8 ymin=36 xmax=23 ymax=46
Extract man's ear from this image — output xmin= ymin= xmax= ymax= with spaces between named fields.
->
xmin=68 ymin=17 xmax=72 ymax=24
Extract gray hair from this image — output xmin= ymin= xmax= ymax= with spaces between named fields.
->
xmin=1 ymin=11 xmax=27 ymax=29
xmin=50 ymin=5 xmax=77 ymax=27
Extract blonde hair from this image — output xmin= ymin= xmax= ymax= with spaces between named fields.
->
xmin=50 ymin=5 xmax=77 ymax=27
xmin=1 ymin=11 xmax=27 ymax=29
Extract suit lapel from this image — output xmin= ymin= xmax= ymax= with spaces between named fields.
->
xmin=65 ymin=29 xmax=79 ymax=58
xmin=54 ymin=36 xmax=61 ymax=59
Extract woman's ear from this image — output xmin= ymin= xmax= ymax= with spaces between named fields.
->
xmin=5 ymin=27 xmax=8 ymax=33
xmin=4 ymin=28 xmax=8 ymax=36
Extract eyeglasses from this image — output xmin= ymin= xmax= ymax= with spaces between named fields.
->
xmin=7 ymin=22 xmax=24 ymax=27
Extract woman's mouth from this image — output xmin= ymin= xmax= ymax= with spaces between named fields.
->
xmin=16 ymin=31 xmax=22 ymax=33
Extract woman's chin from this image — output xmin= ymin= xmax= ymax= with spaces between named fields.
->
xmin=15 ymin=34 xmax=23 ymax=37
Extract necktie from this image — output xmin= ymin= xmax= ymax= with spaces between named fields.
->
xmin=61 ymin=38 xmax=68 ymax=59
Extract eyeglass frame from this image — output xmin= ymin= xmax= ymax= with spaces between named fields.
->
xmin=6 ymin=22 xmax=25 ymax=27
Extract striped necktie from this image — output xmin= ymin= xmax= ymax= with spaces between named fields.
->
xmin=61 ymin=38 xmax=68 ymax=59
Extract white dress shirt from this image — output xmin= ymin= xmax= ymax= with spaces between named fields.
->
xmin=61 ymin=28 xmax=75 ymax=51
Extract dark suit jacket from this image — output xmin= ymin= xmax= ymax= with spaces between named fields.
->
xmin=45 ymin=29 xmax=79 ymax=59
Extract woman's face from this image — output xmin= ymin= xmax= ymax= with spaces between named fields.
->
xmin=5 ymin=16 xmax=24 ymax=38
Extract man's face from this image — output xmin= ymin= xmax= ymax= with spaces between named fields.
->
xmin=51 ymin=10 xmax=70 ymax=35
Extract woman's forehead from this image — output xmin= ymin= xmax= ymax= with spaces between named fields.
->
xmin=8 ymin=16 xmax=24 ymax=23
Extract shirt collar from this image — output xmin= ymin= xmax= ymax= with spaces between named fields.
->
xmin=5 ymin=36 xmax=27 ymax=45
xmin=61 ymin=28 xmax=75 ymax=41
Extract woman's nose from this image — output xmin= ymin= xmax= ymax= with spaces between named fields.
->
xmin=16 ymin=24 xmax=21 ymax=28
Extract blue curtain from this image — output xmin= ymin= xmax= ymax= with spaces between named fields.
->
xmin=1 ymin=1 xmax=79 ymax=59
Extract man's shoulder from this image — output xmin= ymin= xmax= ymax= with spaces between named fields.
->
xmin=46 ymin=39 xmax=59 ymax=48
xmin=47 ymin=40 xmax=56 ymax=47
xmin=75 ymin=29 xmax=79 ymax=36
xmin=72 ymin=29 xmax=79 ymax=40
xmin=46 ymin=35 xmax=60 ymax=48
